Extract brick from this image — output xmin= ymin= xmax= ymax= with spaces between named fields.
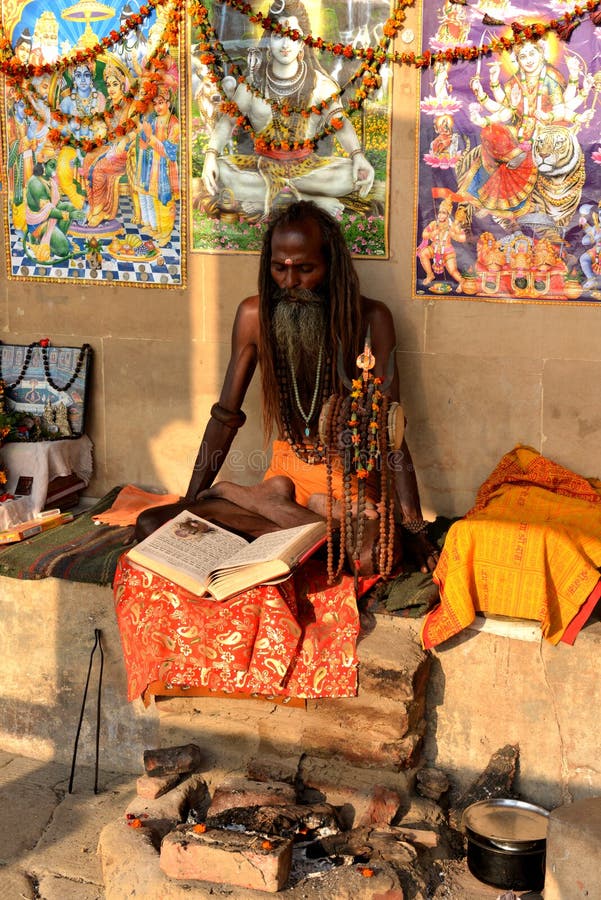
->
xmin=357 ymin=616 xmax=431 ymax=704
xmin=297 ymin=778 xmax=401 ymax=830
xmin=160 ymin=825 xmax=293 ymax=892
xmin=208 ymin=776 xmax=296 ymax=816
xmin=137 ymin=772 xmax=183 ymax=800
xmin=126 ymin=773 xmax=210 ymax=837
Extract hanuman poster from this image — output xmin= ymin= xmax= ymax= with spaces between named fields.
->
xmin=415 ymin=1 xmax=601 ymax=304
xmin=1 ymin=0 xmax=184 ymax=287
xmin=189 ymin=0 xmax=393 ymax=256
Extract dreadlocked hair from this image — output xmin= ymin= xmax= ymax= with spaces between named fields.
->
xmin=258 ymin=200 xmax=363 ymax=442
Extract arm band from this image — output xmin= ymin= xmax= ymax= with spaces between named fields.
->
xmin=210 ymin=402 xmax=246 ymax=430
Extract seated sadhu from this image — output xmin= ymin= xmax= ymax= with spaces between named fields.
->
xmin=138 ymin=200 xmax=439 ymax=575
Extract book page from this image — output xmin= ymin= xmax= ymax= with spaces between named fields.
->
xmin=211 ymin=521 xmax=325 ymax=573
xmin=129 ymin=511 xmax=248 ymax=587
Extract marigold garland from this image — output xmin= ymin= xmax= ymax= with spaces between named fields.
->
xmin=1 ymin=0 xmax=600 ymax=156
xmin=0 ymin=0 xmax=166 ymax=77
xmin=3 ymin=0 xmax=183 ymax=153
xmin=194 ymin=0 xmax=601 ymax=69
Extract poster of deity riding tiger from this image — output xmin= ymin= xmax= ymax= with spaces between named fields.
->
xmin=414 ymin=0 xmax=601 ymax=304
xmin=1 ymin=0 xmax=185 ymax=288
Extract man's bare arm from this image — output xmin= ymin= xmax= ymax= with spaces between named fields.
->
xmin=365 ymin=298 xmax=438 ymax=572
xmin=186 ymin=296 xmax=260 ymax=500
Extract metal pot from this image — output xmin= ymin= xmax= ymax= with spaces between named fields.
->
xmin=462 ymin=799 xmax=549 ymax=891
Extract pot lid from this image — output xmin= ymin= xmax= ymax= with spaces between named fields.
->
xmin=463 ymin=799 xmax=549 ymax=844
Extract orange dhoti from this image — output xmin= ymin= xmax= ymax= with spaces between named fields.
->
xmin=264 ymin=439 xmax=376 ymax=507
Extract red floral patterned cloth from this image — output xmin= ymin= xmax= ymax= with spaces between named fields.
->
xmin=113 ymin=555 xmax=376 ymax=702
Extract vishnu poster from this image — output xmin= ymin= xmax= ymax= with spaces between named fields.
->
xmin=1 ymin=0 xmax=185 ymax=287
xmin=414 ymin=1 xmax=601 ymax=304
xmin=189 ymin=0 xmax=393 ymax=256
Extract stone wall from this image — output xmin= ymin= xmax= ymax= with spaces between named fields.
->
xmin=2 ymin=3 xmax=601 ymax=520
xmin=423 ymin=613 xmax=601 ymax=810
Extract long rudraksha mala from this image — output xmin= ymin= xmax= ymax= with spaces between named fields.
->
xmin=320 ymin=333 xmax=399 ymax=591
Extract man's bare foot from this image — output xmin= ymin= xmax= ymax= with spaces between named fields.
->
xmin=199 ymin=477 xmax=323 ymax=528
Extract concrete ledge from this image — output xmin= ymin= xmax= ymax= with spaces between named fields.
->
xmin=422 ymin=609 xmax=601 ymax=809
xmin=2 ymin=571 xmax=601 ymax=814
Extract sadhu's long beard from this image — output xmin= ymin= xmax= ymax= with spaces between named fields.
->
xmin=271 ymin=289 xmax=328 ymax=374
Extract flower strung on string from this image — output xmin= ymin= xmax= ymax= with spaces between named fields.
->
xmin=554 ymin=19 xmax=581 ymax=41
xmin=1 ymin=0 xmax=164 ymax=77
xmin=321 ymin=335 xmax=397 ymax=590
xmin=6 ymin=24 xmax=180 ymax=154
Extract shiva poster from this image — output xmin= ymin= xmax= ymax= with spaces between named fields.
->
xmin=414 ymin=1 xmax=601 ymax=304
xmin=1 ymin=0 xmax=185 ymax=288
xmin=189 ymin=0 xmax=394 ymax=256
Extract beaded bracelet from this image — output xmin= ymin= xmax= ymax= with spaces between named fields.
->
xmin=350 ymin=147 xmax=364 ymax=159
xmin=402 ymin=518 xmax=428 ymax=534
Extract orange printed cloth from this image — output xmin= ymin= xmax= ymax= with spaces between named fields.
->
xmin=422 ymin=446 xmax=601 ymax=649
xmin=114 ymin=555 xmax=376 ymax=703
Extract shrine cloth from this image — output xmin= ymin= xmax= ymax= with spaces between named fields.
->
xmin=421 ymin=445 xmax=601 ymax=649
xmin=113 ymin=555 xmax=377 ymax=703
xmin=0 ymin=435 xmax=93 ymax=520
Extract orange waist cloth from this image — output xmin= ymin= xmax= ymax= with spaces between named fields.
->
xmin=422 ymin=446 xmax=601 ymax=648
xmin=264 ymin=440 xmax=376 ymax=508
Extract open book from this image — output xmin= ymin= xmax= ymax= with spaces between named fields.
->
xmin=126 ymin=509 xmax=327 ymax=601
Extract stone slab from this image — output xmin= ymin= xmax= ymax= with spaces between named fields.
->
xmin=0 ymin=864 xmax=35 ymax=899
xmin=0 ymin=777 xmax=60 ymax=862
xmin=21 ymin=772 xmax=137 ymax=884
xmin=36 ymin=873 xmax=105 ymax=900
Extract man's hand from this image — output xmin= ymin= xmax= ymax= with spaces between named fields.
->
xmin=404 ymin=530 xmax=441 ymax=574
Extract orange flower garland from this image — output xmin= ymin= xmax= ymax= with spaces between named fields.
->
xmin=3 ymin=0 xmax=183 ymax=153
xmin=1 ymin=0 xmax=600 ymax=157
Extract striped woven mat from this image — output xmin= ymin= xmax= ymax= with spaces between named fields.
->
xmin=0 ymin=487 xmax=135 ymax=585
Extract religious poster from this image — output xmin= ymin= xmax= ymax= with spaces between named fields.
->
xmin=414 ymin=1 xmax=601 ymax=304
xmin=1 ymin=0 xmax=185 ymax=288
xmin=189 ymin=0 xmax=394 ymax=256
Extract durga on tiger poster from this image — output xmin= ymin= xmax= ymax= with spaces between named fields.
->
xmin=414 ymin=0 xmax=601 ymax=304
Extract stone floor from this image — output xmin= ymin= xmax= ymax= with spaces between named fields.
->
xmin=0 ymin=750 xmax=137 ymax=899
xmin=0 ymin=749 xmax=546 ymax=899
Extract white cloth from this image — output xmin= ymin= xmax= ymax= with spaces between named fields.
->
xmin=0 ymin=435 xmax=93 ymax=516
xmin=0 ymin=495 xmax=36 ymax=531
